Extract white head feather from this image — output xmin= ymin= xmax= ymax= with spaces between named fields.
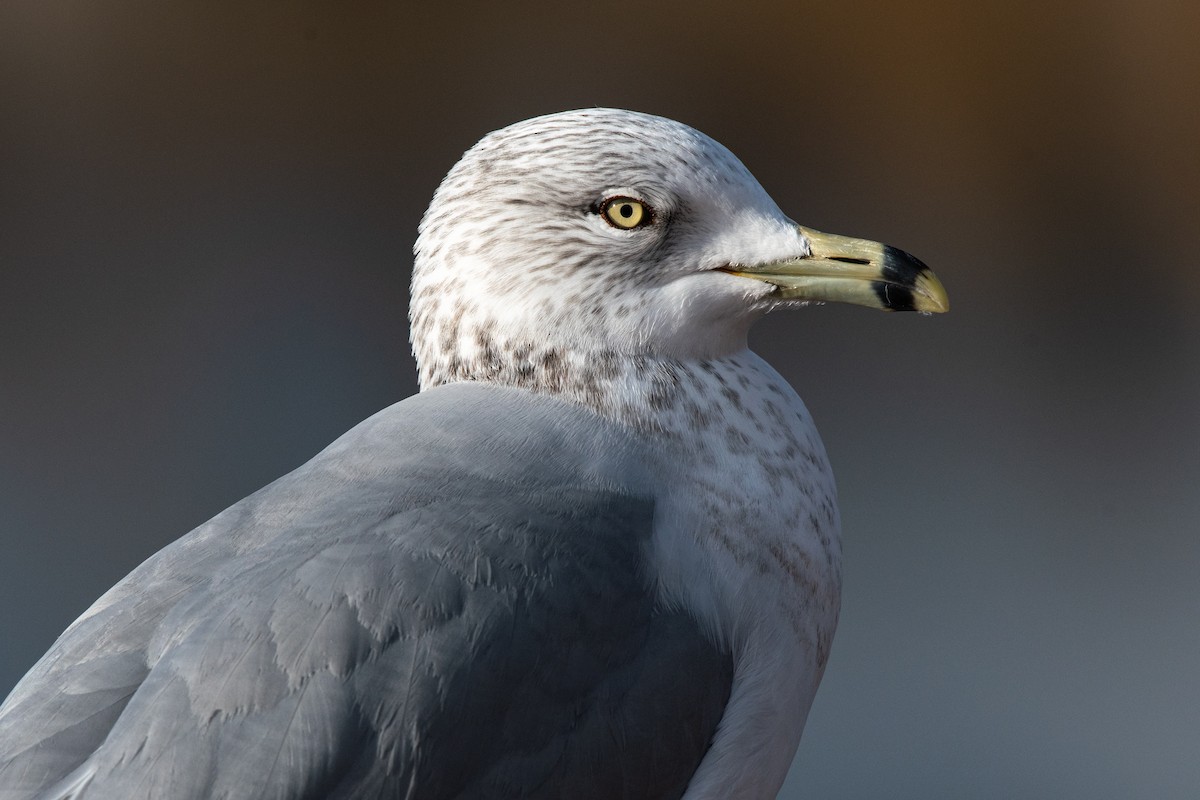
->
xmin=410 ymin=108 xmax=811 ymax=391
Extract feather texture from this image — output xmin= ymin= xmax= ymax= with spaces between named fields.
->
xmin=0 ymin=385 xmax=733 ymax=799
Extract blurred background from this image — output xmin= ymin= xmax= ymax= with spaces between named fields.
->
xmin=1 ymin=1 xmax=1197 ymax=796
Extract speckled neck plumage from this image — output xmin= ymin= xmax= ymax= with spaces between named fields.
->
xmin=417 ymin=332 xmax=666 ymax=433
xmin=416 ymin=331 xmax=747 ymax=439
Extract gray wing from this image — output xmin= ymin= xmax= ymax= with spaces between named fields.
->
xmin=0 ymin=385 xmax=733 ymax=800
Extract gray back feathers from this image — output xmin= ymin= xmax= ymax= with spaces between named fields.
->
xmin=0 ymin=385 xmax=733 ymax=799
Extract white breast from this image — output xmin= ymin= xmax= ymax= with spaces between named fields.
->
xmin=642 ymin=350 xmax=842 ymax=799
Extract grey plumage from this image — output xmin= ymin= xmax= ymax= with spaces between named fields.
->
xmin=1 ymin=108 xmax=945 ymax=799
xmin=0 ymin=385 xmax=732 ymax=799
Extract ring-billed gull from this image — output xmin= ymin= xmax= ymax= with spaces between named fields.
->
xmin=0 ymin=108 xmax=947 ymax=799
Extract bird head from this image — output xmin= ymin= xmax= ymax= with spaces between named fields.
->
xmin=411 ymin=108 xmax=946 ymax=389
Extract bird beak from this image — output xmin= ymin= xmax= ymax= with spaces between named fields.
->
xmin=722 ymin=226 xmax=949 ymax=313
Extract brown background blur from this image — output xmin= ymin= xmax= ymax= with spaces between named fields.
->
xmin=2 ymin=1 xmax=1197 ymax=797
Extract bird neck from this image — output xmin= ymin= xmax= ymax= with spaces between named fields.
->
xmin=415 ymin=335 xmax=796 ymax=443
xmin=416 ymin=341 xmax=668 ymax=433
xmin=409 ymin=272 xmax=776 ymax=435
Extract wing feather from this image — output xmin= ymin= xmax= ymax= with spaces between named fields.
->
xmin=0 ymin=385 xmax=733 ymax=800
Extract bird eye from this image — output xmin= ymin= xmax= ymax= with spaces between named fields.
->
xmin=600 ymin=197 xmax=650 ymax=230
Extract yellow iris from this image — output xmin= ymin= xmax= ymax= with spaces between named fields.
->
xmin=602 ymin=198 xmax=647 ymax=229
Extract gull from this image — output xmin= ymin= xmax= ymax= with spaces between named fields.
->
xmin=0 ymin=108 xmax=947 ymax=799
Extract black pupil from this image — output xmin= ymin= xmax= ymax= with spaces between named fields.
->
xmin=619 ymin=204 xmax=633 ymax=218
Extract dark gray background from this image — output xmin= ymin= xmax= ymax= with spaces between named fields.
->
xmin=2 ymin=1 xmax=1197 ymax=797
